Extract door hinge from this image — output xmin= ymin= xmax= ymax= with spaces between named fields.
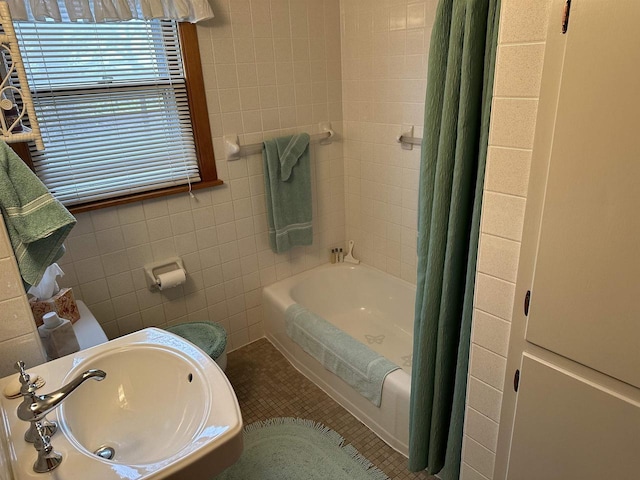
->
xmin=514 ymin=369 xmax=520 ymax=392
xmin=562 ymin=0 xmax=572 ymax=34
xmin=524 ymin=290 xmax=531 ymax=316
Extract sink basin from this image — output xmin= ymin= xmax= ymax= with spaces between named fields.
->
xmin=0 ymin=328 xmax=243 ymax=479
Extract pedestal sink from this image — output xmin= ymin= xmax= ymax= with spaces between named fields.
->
xmin=0 ymin=328 xmax=243 ymax=479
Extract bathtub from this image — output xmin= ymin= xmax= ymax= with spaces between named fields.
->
xmin=262 ymin=263 xmax=415 ymax=456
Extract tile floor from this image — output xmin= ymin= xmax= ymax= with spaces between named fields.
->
xmin=225 ymin=338 xmax=435 ymax=480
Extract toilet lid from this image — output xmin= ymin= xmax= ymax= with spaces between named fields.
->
xmin=165 ymin=322 xmax=227 ymax=360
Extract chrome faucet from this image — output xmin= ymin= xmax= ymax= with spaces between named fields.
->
xmin=15 ymin=362 xmax=57 ymax=443
xmin=17 ymin=368 xmax=107 ymax=424
xmin=14 ymin=362 xmax=106 ymax=473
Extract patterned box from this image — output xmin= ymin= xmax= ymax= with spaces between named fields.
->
xmin=29 ymin=287 xmax=80 ymax=327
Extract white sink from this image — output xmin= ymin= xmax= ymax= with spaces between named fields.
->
xmin=0 ymin=328 xmax=243 ymax=479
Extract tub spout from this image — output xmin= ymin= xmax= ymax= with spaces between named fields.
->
xmin=18 ymin=369 xmax=106 ymax=423
xmin=344 ymin=240 xmax=360 ymax=265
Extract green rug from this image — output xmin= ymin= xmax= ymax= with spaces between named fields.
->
xmin=215 ymin=418 xmax=390 ymax=480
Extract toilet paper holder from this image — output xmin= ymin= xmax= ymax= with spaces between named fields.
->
xmin=144 ymin=258 xmax=187 ymax=291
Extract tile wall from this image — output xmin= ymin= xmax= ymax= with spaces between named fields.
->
xmin=340 ymin=0 xmax=437 ymax=284
xmin=0 ymin=216 xmax=46 ymax=378
xmin=460 ymin=1 xmax=552 ymax=479
xmin=51 ymin=0 xmax=346 ymax=351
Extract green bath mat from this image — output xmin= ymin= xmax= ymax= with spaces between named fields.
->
xmin=214 ymin=418 xmax=390 ymax=480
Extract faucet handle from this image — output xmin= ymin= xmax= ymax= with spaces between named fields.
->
xmin=33 ymin=422 xmax=62 ymax=473
xmin=15 ymin=361 xmax=30 ymax=384
xmin=15 ymin=361 xmax=38 ymax=398
xmin=14 ymin=361 xmax=58 ymax=443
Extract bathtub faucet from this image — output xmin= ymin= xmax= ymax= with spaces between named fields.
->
xmin=343 ymin=240 xmax=360 ymax=265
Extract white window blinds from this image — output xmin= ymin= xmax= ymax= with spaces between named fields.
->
xmin=14 ymin=18 xmax=201 ymax=206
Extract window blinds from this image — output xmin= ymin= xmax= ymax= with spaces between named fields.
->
xmin=14 ymin=19 xmax=200 ymax=206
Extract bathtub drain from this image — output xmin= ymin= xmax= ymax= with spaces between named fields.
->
xmin=94 ymin=445 xmax=115 ymax=460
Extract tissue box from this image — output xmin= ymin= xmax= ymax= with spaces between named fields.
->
xmin=29 ymin=288 xmax=80 ymax=327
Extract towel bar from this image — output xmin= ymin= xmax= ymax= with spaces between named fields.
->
xmin=224 ymin=122 xmax=334 ymax=159
xmin=396 ymin=134 xmax=422 ymax=146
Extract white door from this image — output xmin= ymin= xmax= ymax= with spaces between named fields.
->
xmin=524 ymin=0 xmax=640 ymax=388
xmin=507 ymin=355 xmax=640 ymax=480
xmin=505 ymin=1 xmax=640 ymax=478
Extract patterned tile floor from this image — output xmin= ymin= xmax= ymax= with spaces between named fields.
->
xmin=225 ymin=338 xmax=435 ymax=480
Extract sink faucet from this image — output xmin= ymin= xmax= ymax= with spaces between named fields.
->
xmin=15 ymin=362 xmax=58 ymax=443
xmin=14 ymin=362 xmax=106 ymax=473
xmin=18 ymin=368 xmax=107 ymax=424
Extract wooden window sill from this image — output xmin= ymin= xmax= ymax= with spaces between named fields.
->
xmin=68 ymin=179 xmax=224 ymax=214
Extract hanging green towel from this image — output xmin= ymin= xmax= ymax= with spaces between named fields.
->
xmin=0 ymin=141 xmax=75 ymax=288
xmin=263 ymin=133 xmax=312 ymax=253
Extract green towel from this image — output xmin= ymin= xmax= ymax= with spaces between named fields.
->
xmin=263 ymin=133 xmax=313 ymax=253
xmin=285 ymin=304 xmax=400 ymax=407
xmin=0 ymin=141 xmax=75 ymax=288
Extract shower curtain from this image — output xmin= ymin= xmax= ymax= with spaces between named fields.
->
xmin=409 ymin=0 xmax=500 ymax=478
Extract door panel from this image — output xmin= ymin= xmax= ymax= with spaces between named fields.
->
xmin=507 ymin=354 xmax=640 ymax=480
xmin=526 ymin=0 xmax=640 ymax=388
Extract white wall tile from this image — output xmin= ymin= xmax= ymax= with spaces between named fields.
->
xmin=472 ymin=309 xmax=511 ymax=358
xmin=340 ymin=0 xmax=436 ymax=284
xmin=481 ymin=192 xmax=526 ymax=242
xmin=0 ymin=218 xmax=46 ymax=376
xmin=484 ymin=147 xmax=531 ymax=198
xmin=0 ymin=297 xmax=36 ymax=342
xmin=477 ymin=233 xmax=520 ymax=283
xmin=467 ymin=376 xmax=503 ymax=424
xmin=0 ymin=334 xmax=46 ymax=377
xmin=465 ymin=407 xmax=500 ymax=453
xmin=461 ymin=463 xmax=491 ymax=480
xmin=463 ymin=436 xmax=496 ymax=479
xmin=493 ymin=44 xmax=546 ymax=98
xmin=498 ymin=0 xmax=551 ymax=44
xmin=0 ymin=257 xmax=25 ymax=301
xmin=474 ymin=273 xmax=516 ymax=322
xmin=464 ymin=1 xmax=552 ymax=475
xmin=470 ymin=344 xmax=507 ymax=391
xmin=488 ymin=98 xmax=539 ymax=149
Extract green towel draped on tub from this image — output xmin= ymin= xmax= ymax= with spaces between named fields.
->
xmin=263 ymin=133 xmax=312 ymax=253
xmin=0 ymin=141 xmax=75 ymax=288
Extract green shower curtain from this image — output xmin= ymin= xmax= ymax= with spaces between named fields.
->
xmin=409 ymin=0 xmax=500 ymax=478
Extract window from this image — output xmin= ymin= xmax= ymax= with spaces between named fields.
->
xmin=9 ymin=17 xmax=219 ymax=213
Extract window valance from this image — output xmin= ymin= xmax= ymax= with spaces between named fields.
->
xmin=6 ymin=0 xmax=214 ymax=23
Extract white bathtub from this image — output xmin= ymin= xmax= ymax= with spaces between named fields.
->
xmin=262 ymin=263 xmax=415 ymax=455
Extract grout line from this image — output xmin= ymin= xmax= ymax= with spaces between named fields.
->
xmin=476 ymin=229 xmax=523 ymax=244
xmin=470 ymin=374 xmax=505 ymax=395
xmin=492 ymin=94 xmax=541 ymax=101
xmin=488 ymin=145 xmax=533 ymax=153
xmin=473 ymin=307 xmax=513 ymax=326
xmin=467 ymin=406 xmax=500 ymax=427
xmin=499 ymin=40 xmax=546 ymax=47
xmin=465 ymin=434 xmax=497 ymax=455
xmin=476 ymin=271 xmax=517 ymax=287
xmin=483 ymin=187 xmax=527 ymax=199
xmin=473 ymin=305 xmax=513 ymax=325
xmin=472 ymin=342 xmax=508 ymax=361
xmin=492 ymin=96 xmax=539 ymax=101
xmin=462 ymin=462 xmax=492 ymax=480
xmin=479 ymin=232 xmax=521 ymax=247
xmin=483 ymin=190 xmax=528 ymax=201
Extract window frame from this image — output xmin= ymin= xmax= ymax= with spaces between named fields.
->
xmin=11 ymin=22 xmax=221 ymax=214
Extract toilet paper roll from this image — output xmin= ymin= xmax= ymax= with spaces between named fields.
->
xmin=156 ymin=269 xmax=186 ymax=290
